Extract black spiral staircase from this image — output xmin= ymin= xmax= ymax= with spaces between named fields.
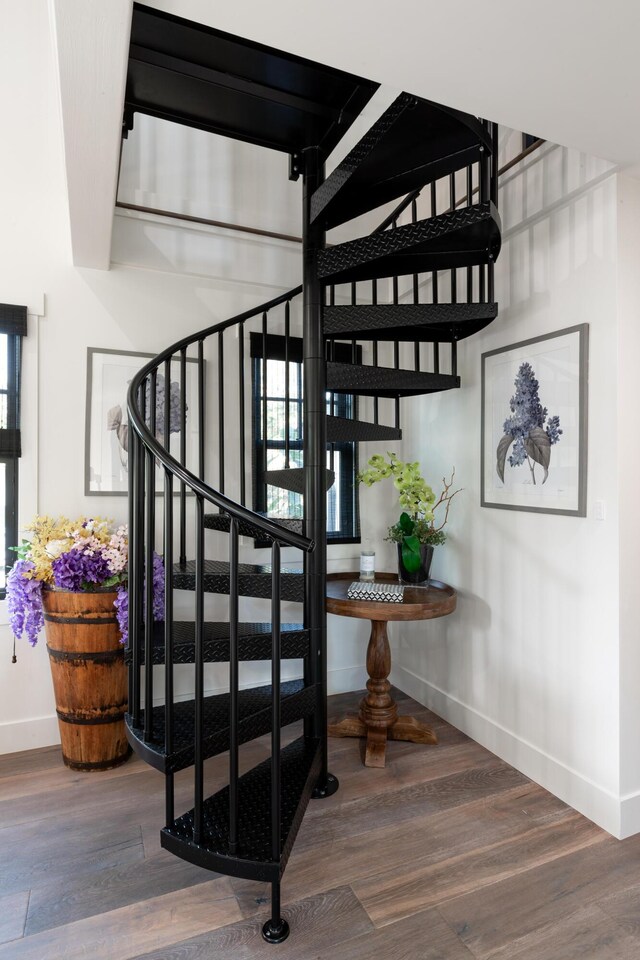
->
xmin=123 ymin=3 xmax=501 ymax=943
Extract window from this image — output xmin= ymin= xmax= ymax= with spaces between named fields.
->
xmin=0 ymin=304 xmax=26 ymax=599
xmin=251 ymin=333 xmax=360 ymax=544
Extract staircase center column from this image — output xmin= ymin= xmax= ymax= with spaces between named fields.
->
xmin=302 ymin=147 xmax=335 ymax=796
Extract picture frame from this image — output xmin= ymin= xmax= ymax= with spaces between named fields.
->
xmin=481 ymin=325 xmax=588 ymax=516
xmin=85 ymin=348 xmax=201 ymax=496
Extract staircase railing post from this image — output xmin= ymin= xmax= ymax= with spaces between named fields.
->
xmin=302 ymin=146 xmax=338 ymax=799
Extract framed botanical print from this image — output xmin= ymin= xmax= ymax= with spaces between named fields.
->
xmin=481 ymin=325 xmax=588 ymax=516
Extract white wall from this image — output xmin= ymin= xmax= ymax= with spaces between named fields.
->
xmin=616 ymin=175 xmax=640 ymax=836
xmin=385 ymin=143 xmax=633 ymax=836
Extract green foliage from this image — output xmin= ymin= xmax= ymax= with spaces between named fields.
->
xmin=357 ymin=454 xmax=461 ymax=550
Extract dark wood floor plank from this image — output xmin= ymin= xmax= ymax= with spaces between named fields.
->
xmin=284 ymin=782 xmax=570 ymax=905
xmin=0 ymin=819 xmax=144 ymax=894
xmin=0 ymin=879 xmax=240 ymax=960
xmin=487 ymin=904 xmax=640 ymax=959
xmin=354 ymin=812 xmax=606 ymax=927
xmin=0 ymin=890 xmax=30 ymax=945
xmin=439 ymin=833 xmax=640 ymax=958
xmin=25 ymin=850 xmax=214 ymax=935
xmin=308 ymin=739 xmax=500 ymax=810
xmin=127 ymin=885 xmax=373 ymax=960
xmin=296 ymin=760 xmax=529 ymax=850
xmin=326 ymin=903 xmax=476 ymax=960
xmin=597 ymin=877 xmax=640 ymax=936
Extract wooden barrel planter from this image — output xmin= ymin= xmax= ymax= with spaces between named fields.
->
xmin=43 ymin=588 xmax=131 ymax=771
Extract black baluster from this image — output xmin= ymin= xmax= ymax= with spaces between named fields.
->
xmin=270 ymin=539 xmax=281 ymax=863
xmin=163 ymin=464 xmax=174 ymax=826
xmin=179 ymin=347 xmax=187 ymax=565
xmin=228 ymin=517 xmax=239 ymax=855
xmin=372 ymin=279 xmax=378 ymax=424
xmin=491 ymin=121 xmax=499 ymax=206
xmin=430 ymin=182 xmax=439 ymax=305
xmin=217 ymin=332 xmax=224 ymax=493
xmin=193 ymin=494 xmax=205 ymax=845
xmin=467 ymin=165 xmax=473 ymax=301
xmin=449 ymin=173 xmax=457 ymax=304
xmin=238 ymin=322 xmax=246 ymax=505
xmin=433 ymin=341 xmax=440 ymax=374
xmin=197 ymin=340 xmax=205 ymax=482
xmin=262 ymin=312 xmax=268 ymax=500
xmin=144 ymin=372 xmax=156 ymax=744
xmin=284 ymin=302 xmax=291 ymax=470
xmin=129 ymin=387 xmax=144 ymax=729
xmin=451 ymin=340 xmax=458 ymax=378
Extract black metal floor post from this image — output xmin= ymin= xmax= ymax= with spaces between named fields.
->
xmin=302 ymin=146 xmax=339 ymax=801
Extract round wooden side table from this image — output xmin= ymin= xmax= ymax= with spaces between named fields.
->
xmin=326 ymin=572 xmax=457 ymax=768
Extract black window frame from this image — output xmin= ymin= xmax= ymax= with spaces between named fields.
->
xmin=0 ymin=303 xmax=26 ymax=600
xmin=251 ymin=332 xmax=361 ymax=547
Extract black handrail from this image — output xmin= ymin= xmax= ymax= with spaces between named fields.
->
xmin=127 ymin=287 xmax=312 ymax=552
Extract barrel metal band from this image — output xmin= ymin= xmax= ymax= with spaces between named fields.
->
xmin=62 ymin=749 xmax=131 ymax=771
xmin=48 ymin=647 xmax=123 ymax=663
xmin=44 ymin=614 xmax=119 ymax=625
xmin=56 ymin=709 xmax=126 ymax=725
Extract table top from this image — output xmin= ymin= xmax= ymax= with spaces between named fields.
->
xmin=326 ymin=572 xmax=457 ymax=622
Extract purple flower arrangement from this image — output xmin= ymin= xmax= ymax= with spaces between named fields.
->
xmin=7 ymin=517 xmax=163 ymax=647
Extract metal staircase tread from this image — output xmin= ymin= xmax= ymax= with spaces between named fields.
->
xmin=327 ymin=415 xmax=401 ymax=442
xmin=204 ymin=513 xmax=303 ymax=539
xmin=127 ymin=6 xmax=378 ymax=157
xmin=161 ymin=736 xmax=321 ymax=880
xmin=324 ymin=302 xmax=499 ymax=342
xmin=173 ymin=560 xmax=305 ymax=602
xmin=125 ymin=681 xmax=317 ymax=775
xmin=264 ymin=467 xmax=334 ymax=495
xmin=125 ymin=621 xmax=309 ymax=665
xmin=311 ymin=92 xmax=492 ymax=229
xmin=327 ymin=361 xmax=460 ymax=398
xmin=317 ymin=202 xmax=501 ymax=284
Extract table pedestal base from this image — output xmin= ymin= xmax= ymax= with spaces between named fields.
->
xmin=328 ymin=619 xmax=438 ymax=768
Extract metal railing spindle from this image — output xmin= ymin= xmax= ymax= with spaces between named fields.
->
xmin=193 ymin=494 xmax=205 ymax=844
xmin=217 ymin=332 xmax=224 ymax=493
xmin=179 ymin=347 xmax=187 ymax=565
xmin=228 ymin=517 xmax=239 ymax=855
xmin=270 ymin=540 xmax=282 ymax=867
xmin=143 ymin=372 xmax=156 ymax=743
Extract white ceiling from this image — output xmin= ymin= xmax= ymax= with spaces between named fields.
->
xmin=51 ymin=0 xmax=640 ymax=268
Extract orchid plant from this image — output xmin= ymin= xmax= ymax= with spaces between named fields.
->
xmin=358 ymin=453 xmax=461 ymax=572
xmin=7 ymin=517 xmax=163 ymax=647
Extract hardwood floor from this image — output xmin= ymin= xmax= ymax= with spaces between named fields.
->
xmin=1 ymin=689 xmax=639 ymax=959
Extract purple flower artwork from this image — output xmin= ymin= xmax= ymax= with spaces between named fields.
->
xmin=497 ymin=362 xmax=563 ymax=485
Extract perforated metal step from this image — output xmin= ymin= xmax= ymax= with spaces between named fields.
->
xmin=125 ymin=680 xmax=316 ymax=774
xmin=264 ymin=467 xmax=334 ymax=495
xmin=311 ymin=92 xmax=492 ymax=229
xmin=324 ymin=301 xmax=498 ymax=343
xmin=317 ymin=202 xmax=501 ymax=284
xmin=161 ymin=736 xmax=321 ymax=880
xmin=173 ymin=560 xmax=304 ymax=602
xmin=204 ymin=512 xmax=303 ymax=540
xmin=327 ymin=361 xmax=459 ymax=398
xmin=327 ymin=415 xmax=401 ymax=442
xmin=125 ymin=621 xmax=309 ymax=665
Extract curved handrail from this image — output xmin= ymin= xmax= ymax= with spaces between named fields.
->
xmin=126 ymin=284 xmax=313 ymax=553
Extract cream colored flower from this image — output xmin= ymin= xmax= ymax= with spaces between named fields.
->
xmin=44 ymin=538 xmax=73 ymax=559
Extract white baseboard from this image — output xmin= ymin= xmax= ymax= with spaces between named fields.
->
xmin=391 ymin=663 xmax=629 ymax=839
xmin=327 ymin=664 xmax=367 ymax=696
xmin=0 ymin=715 xmax=60 ymax=756
xmin=620 ymin=791 xmax=640 ymax=839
